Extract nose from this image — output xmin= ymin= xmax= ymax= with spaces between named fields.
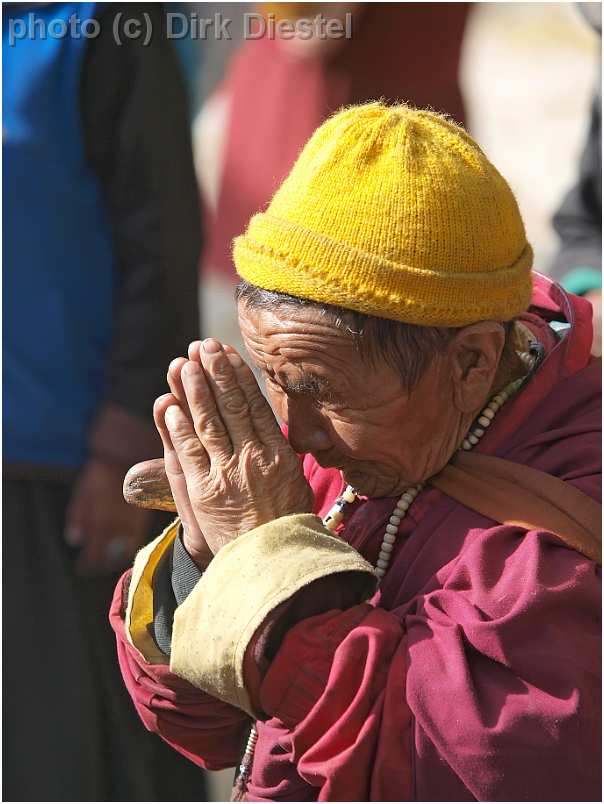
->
xmin=284 ymin=398 xmax=333 ymax=455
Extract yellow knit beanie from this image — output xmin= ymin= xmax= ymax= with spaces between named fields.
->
xmin=233 ymin=102 xmax=533 ymax=326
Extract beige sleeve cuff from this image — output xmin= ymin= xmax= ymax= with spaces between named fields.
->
xmin=170 ymin=513 xmax=378 ymax=717
xmin=125 ymin=517 xmax=180 ymax=663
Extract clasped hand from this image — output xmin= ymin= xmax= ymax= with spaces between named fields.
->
xmin=153 ymin=338 xmax=314 ymax=567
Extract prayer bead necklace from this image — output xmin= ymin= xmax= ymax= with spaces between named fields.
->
xmin=235 ymin=346 xmax=539 ymax=795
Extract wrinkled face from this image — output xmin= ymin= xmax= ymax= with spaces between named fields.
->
xmin=238 ymin=303 xmax=503 ymax=498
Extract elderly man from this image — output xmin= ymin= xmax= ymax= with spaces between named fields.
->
xmin=111 ymin=103 xmax=600 ymax=801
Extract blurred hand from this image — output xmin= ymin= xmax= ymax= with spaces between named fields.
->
xmin=585 ymin=288 xmax=602 ymax=357
xmin=153 ymin=339 xmax=313 ymax=566
xmin=65 ymin=457 xmax=153 ymax=575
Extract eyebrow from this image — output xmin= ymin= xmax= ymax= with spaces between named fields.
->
xmin=279 ymin=373 xmax=334 ymax=397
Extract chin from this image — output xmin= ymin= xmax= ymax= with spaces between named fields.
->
xmin=341 ymin=469 xmax=405 ymax=499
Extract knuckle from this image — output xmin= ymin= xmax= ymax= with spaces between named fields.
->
xmin=167 ymin=417 xmax=190 ymax=439
xmin=179 ymin=437 xmax=205 ymax=459
xmin=251 ymin=400 xmax=278 ymax=430
xmin=195 ymin=413 xmax=226 ymax=439
xmin=249 ymin=396 xmax=268 ymax=416
xmin=222 ymin=391 xmax=249 ymax=416
xmin=212 ymin=358 xmax=232 ymax=379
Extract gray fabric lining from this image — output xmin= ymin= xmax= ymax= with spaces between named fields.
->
xmin=152 ymin=532 xmax=203 ymax=656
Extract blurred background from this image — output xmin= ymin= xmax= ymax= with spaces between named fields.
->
xmin=3 ymin=2 xmax=601 ymax=802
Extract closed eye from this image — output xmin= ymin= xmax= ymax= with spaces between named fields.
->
xmin=264 ymin=373 xmax=342 ymax=407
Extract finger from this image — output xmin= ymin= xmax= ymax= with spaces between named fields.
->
xmin=194 ymin=339 xmax=257 ymax=449
xmin=178 ymin=358 xmax=235 ymax=460
xmin=223 ymin=345 xmax=285 ymax=447
xmin=154 ymin=394 xmax=206 ymax=545
xmin=167 ymin=357 xmax=193 ymax=421
xmin=165 ymin=402 xmax=224 ymax=526
xmin=188 ymin=340 xmax=202 ymax=362
xmin=164 ymin=401 xmax=214 ymax=490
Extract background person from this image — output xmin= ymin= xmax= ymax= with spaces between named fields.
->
xmin=549 ymin=5 xmax=601 ymax=357
xmin=3 ymin=3 xmax=206 ymax=799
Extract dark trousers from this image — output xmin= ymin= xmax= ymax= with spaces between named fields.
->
xmin=3 ymin=469 xmax=207 ymax=801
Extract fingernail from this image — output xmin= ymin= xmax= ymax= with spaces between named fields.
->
xmin=165 ymin=405 xmax=181 ymax=428
xmin=188 ymin=340 xmax=201 ymax=357
xmin=169 ymin=357 xmax=185 ymax=372
xmin=227 ymin=352 xmax=243 ymax=367
xmin=203 ymin=338 xmax=222 ymax=354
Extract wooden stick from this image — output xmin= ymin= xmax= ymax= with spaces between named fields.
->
xmin=123 ymin=458 xmax=176 ymax=512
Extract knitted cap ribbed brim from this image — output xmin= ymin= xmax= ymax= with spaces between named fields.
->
xmin=233 ymin=102 xmax=533 ymax=326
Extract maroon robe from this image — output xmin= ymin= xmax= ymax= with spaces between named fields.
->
xmin=110 ymin=274 xmax=601 ymax=801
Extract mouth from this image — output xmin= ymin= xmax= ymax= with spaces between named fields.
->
xmin=311 ymin=450 xmax=348 ymax=470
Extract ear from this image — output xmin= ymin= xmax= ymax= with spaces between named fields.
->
xmin=448 ymin=322 xmax=506 ymax=413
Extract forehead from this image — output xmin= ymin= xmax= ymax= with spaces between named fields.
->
xmin=237 ymin=302 xmax=358 ymax=376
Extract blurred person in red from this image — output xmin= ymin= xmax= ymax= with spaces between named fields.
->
xmin=550 ymin=5 xmax=601 ymax=357
xmin=3 ymin=4 xmax=206 ymax=800
xmin=197 ymin=3 xmax=470 ymax=342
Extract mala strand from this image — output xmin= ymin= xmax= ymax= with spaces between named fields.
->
xmin=234 ymin=347 xmax=539 ymax=795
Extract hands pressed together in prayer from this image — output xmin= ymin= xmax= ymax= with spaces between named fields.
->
xmin=153 ymin=338 xmax=314 ymax=568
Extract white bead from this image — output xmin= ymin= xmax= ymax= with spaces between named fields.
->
xmin=378 ymin=551 xmax=392 ymax=564
xmin=380 ymin=542 xmax=394 ymax=553
xmin=342 ymin=488 xmax=356 ymax=503
xmin=401 ymin=492 xmax=415 ymax=505
xmin=493 ymin=394 xmax=506 ymax=406
xmin=389 ymin=514 xmax=401 ymax=526
xmin=474 ymin=427 xmax=485 ymax=437
xmin=478 ymin=415 xmax=491 ymax=428
xmin=487 ymin=400 xmax=499 ymax=412
xmin=376 ymin=558 xmax=389 ymax=569
xmin=482 ymin=408 xmax=495 ymax=420
xmin=468 ymin=434 xmax=479 ymax=445
xmin=375 ymin=567 xmax=386 ymax=578
xmin=385 ymin=523 xmax=398 ymax=535
xmin=462 ymin=439 xmax=472 ymax=450
xmin=383 ymin=532 xmax=396 ymax=544
xmin=395 ymin=501 xmax=409 ymax=513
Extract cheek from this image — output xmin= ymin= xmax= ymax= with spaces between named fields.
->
xmin=325 ymin=410 xmax=402 ymax=459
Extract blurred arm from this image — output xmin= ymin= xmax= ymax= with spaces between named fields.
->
xmin=81 ymin=4 xmax=202 ymax=465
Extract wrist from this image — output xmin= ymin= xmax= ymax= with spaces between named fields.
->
xmin=181 ymin=531 xmax=213 ymax=571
